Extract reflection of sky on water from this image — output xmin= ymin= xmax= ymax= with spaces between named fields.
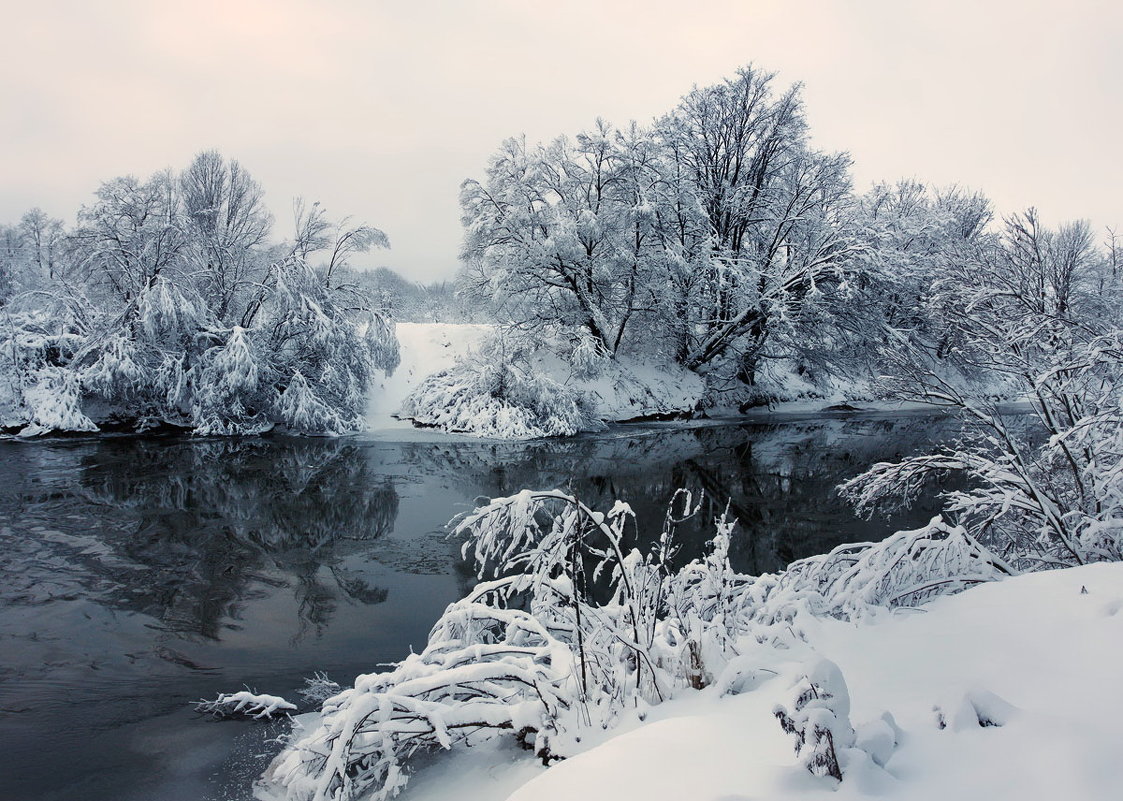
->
xmin=0 ymin=414 xmax=957 ymax=800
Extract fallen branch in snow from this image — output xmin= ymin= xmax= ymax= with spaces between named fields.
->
xmin=195 ymin=690 xmax=297 ymax=721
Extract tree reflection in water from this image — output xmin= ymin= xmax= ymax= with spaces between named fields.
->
xmin=4 ymin=437 xmax=398 ymax=642
xmin=396 ymin=415 xmax=959 ymax=575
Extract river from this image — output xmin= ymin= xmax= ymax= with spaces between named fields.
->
xmin=0 ymin=412 xmax=957 ymax=800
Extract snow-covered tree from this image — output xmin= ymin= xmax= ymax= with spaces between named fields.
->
xmin=461 ymin=119 xmax=670 ymax=357
xmin=459 ymin=64 xmax=859 ymax=404
xmin=0 ymin=153 xmax=398 ymax=436
xmin=828 ymin=180 xmax=993 ymax=378
xmin=180 ymin=150 xmax=273 ymax=319
xmin=658 ymin=66 xmax=854 ymax=385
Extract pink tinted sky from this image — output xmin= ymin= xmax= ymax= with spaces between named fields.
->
xmin=1 ymin=0 xmax=1119 ymax=281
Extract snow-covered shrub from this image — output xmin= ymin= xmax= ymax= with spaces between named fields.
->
xmin=0 ymin=261 xmax=398 ymax=436
xmin=773 ymin=662 xmax=902 ymax=781
xmin=299 ymin=673 xmax=343 ymax=705
xmin=259 ymin=488 xmax=1015 ymax=801
xmin=454 ymin=489 xmax=674 ymax=706
xmin=844 ymin=333 xmax=1123 ymax=569
xmin=0 ymin=308 xmax=88 ymax=431
xmin=399 ymin=342 xmax=603 ymax=439
xmin=849 ymin=213 xmax=1123 ymax=570
xmin=21 ymin=365 xmax=98 ymax=434
xmin=187 ymin=258 xmax=398 ymax=435
xmin=192 ymin=325 xmax=271 ymax=434
xmin=754 ymin=516 xmax=1016 ymax=620
xmin=773 ymin=659 xmax=855 ymax=781
xmin=1 ymin=154 xmax=399 ymax=436
xmin=658 ymin=503 xmax=746 ymax=688
xmin=261 ymin=599 xmax=575 ymax=801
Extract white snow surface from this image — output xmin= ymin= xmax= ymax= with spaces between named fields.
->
xmin=545 ymin=351 xmax=704 ymax=422
xmin=395 ymin=562 xmax=1123 ymax=801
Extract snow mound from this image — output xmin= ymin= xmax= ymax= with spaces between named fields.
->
xmin=560 ymin=354 xmax=702 ymax=422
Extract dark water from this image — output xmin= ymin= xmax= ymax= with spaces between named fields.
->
xmin=0 ymin=414 xmax=957 ymax=801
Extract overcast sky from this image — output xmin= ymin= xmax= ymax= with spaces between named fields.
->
xmin=2 ymin=0 xmax=1119 ymax=281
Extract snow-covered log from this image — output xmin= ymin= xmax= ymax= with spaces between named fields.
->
xmin=195 ymin=690 xmax=297 ymax=721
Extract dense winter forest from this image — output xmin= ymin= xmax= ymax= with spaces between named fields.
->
xmin=4 ymin=63 xmax=1123 ymax=801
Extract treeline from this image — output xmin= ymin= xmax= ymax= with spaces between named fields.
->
xmin=343 ymin=267 xmax=484 ymax=324
xmin=3 ymin=63 xmax=1119 ymax=437
xmin=459 ymin=65 xmax=1119 ymax=405
xmin=0 ymin=152 xmax=399 ymax=435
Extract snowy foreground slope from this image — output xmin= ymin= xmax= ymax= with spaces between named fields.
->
xmin=398 ymin=563 xmax=1123 ymax=801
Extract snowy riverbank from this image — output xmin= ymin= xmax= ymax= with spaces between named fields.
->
xmin=366 ymin=323 xmax=703 ymax=437
xmin=366 ymin=323 xmax=891 ymax=438
xmin=366 ymin=322 xmax=494 ymax=431
xmin=396 ymin=561 xmax=1123 ymax=801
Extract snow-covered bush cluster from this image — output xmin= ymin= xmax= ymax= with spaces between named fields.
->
xmin=399 ymin=339 xmax=604 ymax=439
xmin=0 ymin=152 xmax=398 ymax=436
xmin=259 ymin=489 xmax=1010 ymax=800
